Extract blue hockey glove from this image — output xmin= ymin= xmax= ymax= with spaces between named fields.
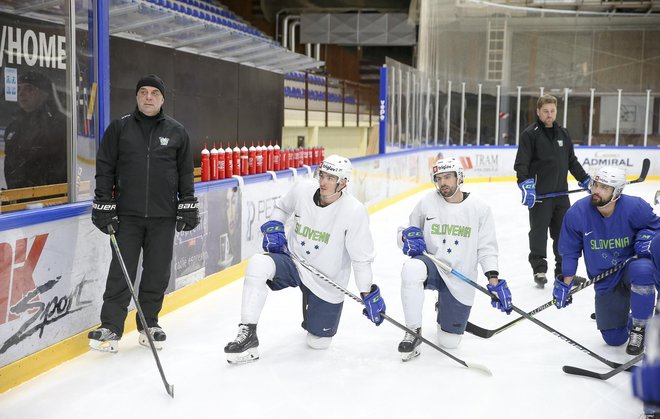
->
xmin=518 ymin=178 xmax=536 ymax=209
xmin=632 ymin=361 xmax=660 ymax=404
xmin=578 ymin=176 xmax=591 ymax=190
xmin=634 ymin=229 xmax=656 ymax=258
xmin=552 ymin=276 xmax=573 ymax=309
xmin=487 ymin=279 xmax=513 ymax=314
xmin=402 ymin=226 xmax=426 ymax=257
xmin=260 ymin=220 xmax=287 ymax=253
xmin=362 ymin=284 xmax=386 ymax=326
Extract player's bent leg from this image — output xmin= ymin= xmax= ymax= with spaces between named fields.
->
xmin=400 ymin=258 xmax=427 ymax=330
xmin=241 ymin=253 xmax=276 ymax=324
xmin=306 ymin=333 xmax=332 ymax=349
xmin=601 ymin=326 xmax=629 ymax=347
xmin=628 ymin=259 xmax=657 ymax=355
xmin=437 ymin=325 xmax=462 ymax=349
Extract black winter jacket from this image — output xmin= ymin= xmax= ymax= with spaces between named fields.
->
xmin=94 ymin=108 xmax=194 ymax=217
xmin=513 ymin=118 xmax=588 ymax=195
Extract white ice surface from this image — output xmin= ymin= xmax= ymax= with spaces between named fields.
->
xmin=1 ymin=180 xmax=658 ymax=419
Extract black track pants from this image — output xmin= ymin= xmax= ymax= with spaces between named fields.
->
xmin=100 ymin=215 xmax=175 ymax=336
xmin=527 ymin=195 xmax=570 ymax=277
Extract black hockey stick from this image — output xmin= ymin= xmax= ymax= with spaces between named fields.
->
xmin=465 ymin=257 xmax=636 ymax=339
xmin=288 ymin=252 xmax=492 ymax=375
xmin=109 ymin=229 xmax=175 ymax=398
xmin=562 ymin=353 xmax=643 ymax=380
xmin=537 ymin=158 xmax=650 ymax=199
xmin=426 ymin=253 xmax=633 ymax=371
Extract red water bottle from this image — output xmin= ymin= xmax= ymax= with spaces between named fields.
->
xmin=210 ymin=144 xmax=218 ymax=180
xmin=201 ymin=144 xmax=210 ymax=182
xmin=266 ymin=141 xmax=274 ymax=171
xmin=288 ymin=148 xmax=294 ymax=169
xmin=248 ymin=143 xmax=256 ymax=174
xmin=273 ymin=143 xmax=281 ymax=171
xmin=320 ymin=146 xmax=325 ymax=163
xmin=256 ymin=143 xmax=264 ymax=174
xmin=224 ymin=145 xmax=233 ymax=178
xmin=312 ymin=146 xmax=319 ymax=165
xmin=233 ymin=143 xmax=241 ymax=176
xmin=217 ymin=146 xmax=225 ymax=179
xmin=240 ymin=142 xmax=249 ymax=176
xmin=304 ymin=147 xmax=311 ymax=166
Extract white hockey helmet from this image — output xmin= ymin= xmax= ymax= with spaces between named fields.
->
xmin=431 ymin=157 xmax=464 ymax=185
xmin=591 ymin=166 xmax=626 ymax=200
xmin=318 ymin=154 xmax=351 ymax=183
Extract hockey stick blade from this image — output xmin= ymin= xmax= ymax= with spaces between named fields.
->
xmin=289 ymin=252 xmax=492 ymax=375
xmin=465 ymin=257 xmax=635 ymax=339
xmin=629 ymin=158 xmax=650 ymax=184
xmin=562 ymin=353 xmax=643 ymax=380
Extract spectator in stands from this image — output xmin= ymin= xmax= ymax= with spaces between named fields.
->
xmin=3 ymin=70 xmax=66 ymax=189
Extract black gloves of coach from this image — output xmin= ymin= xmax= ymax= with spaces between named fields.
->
xmin=92 ymin=199 xmax=119 ymax=234
xmin=176 ymin=196 xmax=200 ymax=232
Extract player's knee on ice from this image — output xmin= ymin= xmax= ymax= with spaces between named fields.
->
xmin=601 ymin=326 xmax=629 ymax=346
xmin=437 ymin=324 xmax=462 ymax=349
xmin=306 ymin=333 xmax=332 ymax=349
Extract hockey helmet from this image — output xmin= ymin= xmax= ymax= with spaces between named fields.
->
xmin=317 ymin=154 xmax=352 ymax=184
xmin=591 ymin=166 xmax=626 ymax=200
xmin=431 ymin=157 xmax=464 ymax=185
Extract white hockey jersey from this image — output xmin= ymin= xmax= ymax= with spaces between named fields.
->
xmin=271 ymin=180 xmax=375 ymax=304
xmin=408 ymin=191 xmax=499 ymax=306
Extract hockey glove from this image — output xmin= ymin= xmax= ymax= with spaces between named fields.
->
xmin=634 ymin=229 xmax=656 ymax=258
xmin=578 ymin=176 xmax=592 ymax=190
xmin=518 ymin=178 xmax=536 ymax=209
xmin=91 ymin=199 xmax=119 ymax=235
xmin=402 ymin=226 xmax=426 ymax=257
xmin=552 ymin=276 xmax=573 ymax=309
xmin=362 ymin=284 xmax=386 ymax=326
xmin=261 ymin=220 xmax=287 ymax=253
xmin=486 ymin=279 xmax=513 ymax=314
xmin=632 ymin=352 xmax=660 ymax=403
xmin=176 ymin=196 xmax=200 ymax=232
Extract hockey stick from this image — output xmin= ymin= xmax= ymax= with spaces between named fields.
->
xmin=562 ymin=353 xmax=643 ymax=380
xmin=465 ymin=257 xmax=636 ymax=339
xmin=537 ymin=157 xmax=650 ymax=199
xmin=109 ymin=229 xmax=175 ymax=398
xmin=426 ymin=253 xmax=633 ymax=371
xmin=288 ymin=252 xmax=492 ymax=376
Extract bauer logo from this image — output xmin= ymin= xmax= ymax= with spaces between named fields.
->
xmin=178 ymin=202 xmax=199 ymax=210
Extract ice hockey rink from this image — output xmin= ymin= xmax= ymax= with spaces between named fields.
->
xmin=1 ymin=179 xmax=658 ymax=419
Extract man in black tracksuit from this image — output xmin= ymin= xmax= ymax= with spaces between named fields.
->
xmin=514 ymin=94 xmax=590 ymax=288
xmin=88 ymin=74 xmax=199 ymax=353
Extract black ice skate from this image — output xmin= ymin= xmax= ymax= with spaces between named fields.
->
xmin=626 ymin=325 xmax=645 ymax=355
xmin=139 ymin=327 xmax=167 ymax=350
xmin=533 ymin=273 xmax=547 ymax=289
xmin=88 ymin=327 xmax=120 ymax=353
xmin=398 ymin=328 xmax=422 ymax=362
xmin=224 ymin=324 xmax=259 ymax=364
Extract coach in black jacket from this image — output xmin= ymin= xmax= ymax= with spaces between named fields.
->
xmin=514 ymin=94 xmax=590 ymax=289
xmin=88 ymin=74 xmax=199 ymax=353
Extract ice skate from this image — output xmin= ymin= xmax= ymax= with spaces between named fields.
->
xmin=626 ymin=325 xmax=645 ymax=355
xmin=398 ymin=328 xmax=422 ymax=362
xmin=139 ymin=327 xmax=166 ymax=350
xmin=88 ymin=327 xmax=119 ymax=353
xmin=533 ymin=273 xmax=547 ymax=288
xmin=224 ymin=324 xmax=259 ymax=364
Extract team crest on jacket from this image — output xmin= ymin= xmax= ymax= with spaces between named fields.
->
xmin=557 ymin=140 xmax=563 ymax=147
xmin=159 ymin=137 xmax=170 ymax=146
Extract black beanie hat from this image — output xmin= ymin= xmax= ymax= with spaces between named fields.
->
xmin=135 ymin=74 xmax=165 ymax=97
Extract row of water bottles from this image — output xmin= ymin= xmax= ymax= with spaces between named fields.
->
xmin=200 ymin=142 xmax=326 ymax=181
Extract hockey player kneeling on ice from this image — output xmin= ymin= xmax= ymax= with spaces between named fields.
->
xmin=397 ymin=158 xmax=512 ymax=361
xmin=556 ymin=166 xmax=660 ymax=356
xmin=224 ymin=155 xmax=386 ymax=364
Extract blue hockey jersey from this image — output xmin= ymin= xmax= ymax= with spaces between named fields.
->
xmin=559 ymin=194 xmax=660 ymax=294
